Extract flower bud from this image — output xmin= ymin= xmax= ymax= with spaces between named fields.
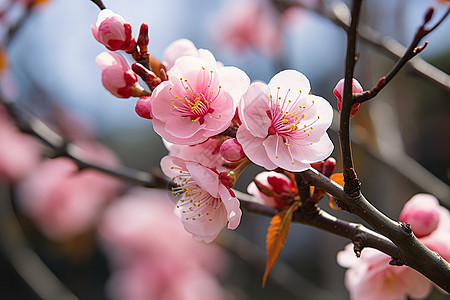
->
xmin=96 ymin=52 xmax=148 ymax=98
xmin=399 ymin=194 xmax=440 ymax=238
xmin=135 ymin=96 xmax=152 ymax=119
xmin=333 ymin=78 xmax=363 ymax=117
xmin=92 ymin=9 xmax=136 ymax=52
xmin=220 ymin=138 xmax=245 ymax=162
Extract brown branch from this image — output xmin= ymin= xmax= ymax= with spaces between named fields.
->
xmin=235 ymin=190 xmax=401 ymax=260
xmin=354 ymin=6 xmax=450 ymax=103
xmin=339 ymin=0 xmax=361 ymax=185
xmin=90 ymin=0 xmax=106 ymax=10
xmin=303 ymin=168 xmax=450 ymax=292
xmin=273 ymin=0 xmax=450 ymax=93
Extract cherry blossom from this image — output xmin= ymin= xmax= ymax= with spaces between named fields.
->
xmin=247 ymin=171 xmax=296 ymax=209
xmin=0 ymin=104 xmax=41 ymax=183
xmin=99 ymin=188 xmax=227 ymax=300
xmin=160 ymin=156 xmax=242 ymax=243
xmin=96 ymin=51 xmax=148 ymax=98
xmin=164 ymin=137 xmax=231 ymax=172
xmin=16 ymin=142 xmax=121 ymax=240
xmin=333 ymin=78 xmax=363 ymax=117
xmin=91 ymin=9 xmax=136 ymax=52
xmin=337 ymin=193 xmax=450 ymax=300
xmin=237 ymin=69 xmax=334 ymax=172
xmin=151 ymin=50 xmax=249 ymax=145
xmin=213 ymin=0 xmax=283 ymax=57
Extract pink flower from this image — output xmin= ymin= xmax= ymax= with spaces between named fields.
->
xmin=91 ymin=9 xmax=135 ymax=52
xmin=164 ymin=137 xmax=231 ymax=172
xmin=16 ymin=142 xmax=121 ymax=240
xmin=214 ymin=0 xmax=283 ymax=57
xmin=337 ymin=245 xmax=432 ymax=300
xmin=163 ymin=38 xmax=200 ymax=70
xmin=96 ymin=52 xmax=147 ymax=98
xmin=247 ymin=171 xmax=296 ymax=208
xmin=337 ymin=193 xmax=450 ymax=300
xmin=236 ymin=70 xmax=334 ymax=172
xmin=151 ymin=50 xmax=249 ymax=145
xmin=219 ymin=138 xmax=245 ymax=162
xmin=160 ymin=156 xmax=242 ymax=243
xmin=0 ymin=104 xmax=41 ymax=183
xmin=333 ymin=78 xmax=363 ymax=117
xmin=99 ymin=188 xmax=227 ymax=300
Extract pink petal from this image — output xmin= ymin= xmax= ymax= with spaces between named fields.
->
xmin=163 ymin=38 xmax=199 ymax=69
xmin=185 ymin=161 xmax=220 ymax=197
xmin=236 ymin=125 xmax=277 ymax=170
xmin=290 ymin=134 xmax=334 ymax=164
xmin=238 ymin=82 xmax=271 ymax=138
xmin=268 ymin=70 xmax=311 ymax=103
xmin=153 ymin=118 xmax=208 ymax=145
xmin=263 ymin=135 xmax=311 ymax=172
xmin=176 ymin=197 xmax=228 ymax=243
xmin=218 ymin=185 xmax=242 ymax=230
xmin=217 ymin=66 xmax=250 ymax=106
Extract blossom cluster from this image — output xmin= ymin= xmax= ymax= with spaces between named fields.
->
xmin=92 ymin=8 xmax=336 ymax=242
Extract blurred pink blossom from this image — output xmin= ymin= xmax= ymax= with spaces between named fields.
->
xmin=91 ymin=9 xmax=136 ymax=52
xmin=99 ymin=188 xmax=227 ymax=300
xmin=151 ymin=49 xmax=249 ymax=145
xmin=160 ymin=156 xmax=242 ymax=243
xmin=337 ymin=193 xmax=450 ymax=300
xmin=16 ymin=142 xmax=121 ymax=240
xmin=333 ymin=78 xmax=363 ymax=117
xmin=163 ymin=38 xmax=200 ymax=70
xmin=236 ymin=70 xmax=334 ymax=172
xmin=96 ymin=51 xmax=147 ymax=98
xmin=0 ymin=104 xmax=41 ymax=183
xmin=213 ymin=0 xmax=283 ymax=57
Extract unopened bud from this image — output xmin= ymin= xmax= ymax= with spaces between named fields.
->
xmin=323 ymin=157 xmax=337 ymax=178
xmin=399 ymin=194 xmax=440 ymax=238
xmin=135 ymin=96 xmax=152 ymax=119
xmin=333 ymin=78 xmax=363 ymax=117
xmin=220 ymin=138 xmax=245 ymax=162
xmin=92 ymin=9 xmax=136 ymax=52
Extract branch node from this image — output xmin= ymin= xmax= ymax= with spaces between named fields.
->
xmin=400 ymin=222 xmax=413 ymax=235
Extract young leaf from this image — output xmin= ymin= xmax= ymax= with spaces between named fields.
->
xmin=328 ymin=173 xmax=344 ymax=209
xmin=262 ymin=201 xmax=300 ymax=287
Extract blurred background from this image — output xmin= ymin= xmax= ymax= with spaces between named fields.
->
xmin=0 ymin=0 xmax=449 ymax=299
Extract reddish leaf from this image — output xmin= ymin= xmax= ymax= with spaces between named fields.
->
xmin=262 ymin=201 xmax=300 ymax=287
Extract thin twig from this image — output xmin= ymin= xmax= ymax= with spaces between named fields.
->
xmin=354 ymin=6 xmax=450 ymax=103
xmin=339 ymin=0 xmax=361 ymax=185
xmin=90 ymin=0 xmax=106 ymax=10
xmin=273 ymin=0 xmax=450 ymax=93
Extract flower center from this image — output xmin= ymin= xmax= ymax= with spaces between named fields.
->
xmin=267 ymin=87 xmax=321 ymax=164
xmin=168 ymin=67 xmax=222 ymax=125
xmin=170 ymin=165 xmax=221 ymax=222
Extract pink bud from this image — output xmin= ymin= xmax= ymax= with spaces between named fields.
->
xmin=267 ymin=175 xmax=293 ymax=195
xmin=333 ymin=78 xmax=363 ymax=117
xmin=135 ymin=96 xmax=152 ymax=119
xmin=399 ymin=194 xmax=440 ymax=238
xmin=91 ymin=9 xmax=136 ymax=52
xmin=96 ymin=52 xmax=146 ymax=98
xmin=323 ymin=157 xmax=337 ymax=178
xmin=219 ymin=138 xmax=245 ymax=162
